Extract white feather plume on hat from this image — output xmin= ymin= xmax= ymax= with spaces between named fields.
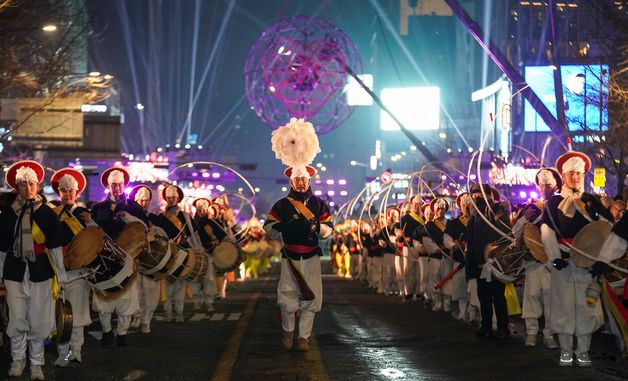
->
xmin=271 ymin=118 xmax=320 ymax=169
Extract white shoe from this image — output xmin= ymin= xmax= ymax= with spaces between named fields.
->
xmin=525 ymin=335 xmax=537 ymax=347
xmin=68 ymin=351 xmax=82 ymax=363
xmin=141 ymin=323 xmax=151 ymax=334
xmin=559 ymin=350 xmax=573 ymax=366
xmin=175 ymin=313 xmax=184 ymax=323
xmin=575 ymin=352 xmax=592 ymax=367
xmin=54 ymin=354 xmax=69 ymax=367
xmin=164 ymin=313 xmax=173 ymax=322
xmin=8 ymin=359 xmax=26 ymax=377
xmin=130 ymin=317 xmax=141 ymax=328
xmin=30 ymin=365 xmax=44 ymax=380
xmin=206 ymin=304 xmax=215 ymax=312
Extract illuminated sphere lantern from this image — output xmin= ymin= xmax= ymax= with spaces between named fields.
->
xmin=244 ymin=16 xmax=363 ymax=135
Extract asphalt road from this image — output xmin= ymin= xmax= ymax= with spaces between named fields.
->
xmin=0 ymin=259 xmax=626 ymax=381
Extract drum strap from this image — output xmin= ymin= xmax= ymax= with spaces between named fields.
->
xmin=434 ymin=218 xmax=447 ymax=233
xmin=54 ymin=206 xmax=83 ymax=235
xmin=89 ymin=252 xmax=135 ymax=291
xmin=287 ymin=197 xmax=315 ymax=220
xmin=167 ymin=247 xmax=189 ymax=275
xmin=142 ymin=245 xmax=173 ymax=275
xmin=163 ymin=211 xmax=185 ymax=233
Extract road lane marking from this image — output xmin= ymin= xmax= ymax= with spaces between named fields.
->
xmin=189 ymin=313 xmax=206 ymax=322
xmin=211 ymin=279 xmax=267 ymax=381
xmin=305 ymin=336 xmax=330 ymax=381
xmin=227 ymin=313 xmax=241 ymax=321
xmin=211 ymin=313 xmax=226 ymax=321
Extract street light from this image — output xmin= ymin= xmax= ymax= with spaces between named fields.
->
xmin=350 ymin=160 xmax=368 ymax=167
xmin=42 ymin=24 xmax=57 ymax=32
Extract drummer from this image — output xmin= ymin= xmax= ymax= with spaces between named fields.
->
xmin=400 ymin=196 xmax=424 ymax=301
xmin=422 ymin=198 xmax=451 ymax=312
xmin=210 ymin=196 xmax=241 ymax=299
xmin=541 ymin=151 xmax=612 ymax=366
xmin=50 ymin=168 xmax=93 ymax=366
xmin=151 ymin=184 xmax=197 ymax=322
xmin=128 ymin=185 xmax=162 ymax=334
xmin=443 ymin=192 xmax=471 ymax=321
xmin=191 ymin=197 xmax=218 ymax=313
xmin=91 ymin=166 xmax=145 ymax=346
xmin=0 ymin=160 xmax=67 ymax=380
xmin=514 ymin=168 xmax=561 ymax=349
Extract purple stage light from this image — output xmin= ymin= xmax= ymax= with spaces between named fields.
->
xmin=212 ymin=172 xmax=221 ymax=179
xmin=202 ymin=172 xmax=211 ymax=178
xmin=519 ymin=191 xmax=527 ymax=198
xmin=314 ymin=190 xmax=323 ymax=196
xmin=244 ymin=16 xmax=363 ymax=135
xmin=338 ymin=179 xmax=347 ymax=185
xmin=326 ymin=179 xmax=334 ymax=185
xmin=530 ymin=191 xmax=539 ymax=199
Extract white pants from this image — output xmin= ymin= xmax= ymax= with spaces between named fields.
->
xmin=92 ymin=279 xmax=140 ymax=335
xmin=5 ymin=276 xmax=53 ymax=365
xmin=57 ymin=327 xmax=84 ymax=359
xmin=164 ymin=278 xmax=187 ymax=315
xmin=403 ymin=247 xmax=419 ymax=296
xmin=427 ymin=258 xmax=443 ymax=306
xmin=418 ymin=256 xmax=430 ymax=296
xmin=522 ymin=261 xmax=552 ymax=336
xmin=58 ymin=271 xmax=91 ymax=356
xmin=550 ymin=264 xmax=603 ymax=336
xmin=440 ymin=257 xmax=454 ymax=298
xmin=278 ymin=256 xmax=322 ymax=339
xmin=383 ymin=253 xmax=396 ymax=293
xmin=190 ymin=266 xmax=217 ymax=307
xmin=138 ymin=275 xmax=161 ymax=324
xmin=370 ymin=256 xmax=384 ymax=292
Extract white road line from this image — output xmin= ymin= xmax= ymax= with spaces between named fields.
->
xmin=189 ymin=313 xmax=206 ymax=322
xmin=227 ymin=313 xmax=241 ymax=321
xmin=211 ymin=313 xmax=226 ymax=321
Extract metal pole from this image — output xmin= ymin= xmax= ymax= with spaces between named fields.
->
xmin=442 ymin=0 xmax=568 ymax=149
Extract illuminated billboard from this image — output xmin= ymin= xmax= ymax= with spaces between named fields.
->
xmin=524 ymin=64 xmax=608 ymax=132
xmin=380 ymin=87 xmax=440 ymax=131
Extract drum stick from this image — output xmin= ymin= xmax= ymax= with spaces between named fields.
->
xmin=435 ymin=263 xmax=464 ymax=290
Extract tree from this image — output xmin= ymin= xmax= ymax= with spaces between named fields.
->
xmin=565 ymin=1 xmax=628 ymax=196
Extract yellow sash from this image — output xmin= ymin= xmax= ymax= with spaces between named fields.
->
xmin=53 ymin=206 xmax=83 ymax=235
xmin=408 ymin=212 xmax=425 ymax=225
xmin=287 ymin=197 xmax=315 ymax=220
xmin=163 ymin=211 xmax=185 ymax=232
xmin=433 ymin=218 xmax=447 ymax=233
xmin=459 ymin=215 xmax=468 ymax=227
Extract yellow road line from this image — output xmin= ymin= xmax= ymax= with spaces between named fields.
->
xmin=305 ymin=336 xmax=330 ymax=381
xmin=211 ymin=280 xmax=266 ymax=381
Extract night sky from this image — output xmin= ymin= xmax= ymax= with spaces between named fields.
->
xmin=86 ymin=0 xmax=494 ymax=204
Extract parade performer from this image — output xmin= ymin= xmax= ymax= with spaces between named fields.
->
xmin=422 ymin=198 xmax=451 ymax=311
xmin=151 ymin=184 xmax=196 ymax=322
xmin=91 ymin=167 xmax=146 ymax=346
xmin=0 ymin=160 xmax=67 ymax=380
xmin=382 ymin=207 xmax=401 ymax=295
xmin=128 ymin=185 xmax=163 ymax=333
xmin=416 ymin=203 xmax=432 ymax=302
xmin=443 ymin=192 xmax=471 ymax=321
xmin=516 ymin=168 xmax=561 ymax=348
xmin=541 ymin=151 xmax=610 ymax=366
xmin=192 ymin=197 xmax=217 ymax=312
xmin=347 ymin=221 xmax=361 ymax=279
xmin=264 ymin=118 xmax=333 ymax=352
xmin=210 ymin=199 xmax=241 ymax=299
xmin=591 ymin=212 xmax=628 ymax=276
xmin=400 ymin=196 xmax=424 ymax=301
xmin=466 ymin=184 xmax=511 ymax=339
xmin=50 ymin=168 xmax=92 ymax=366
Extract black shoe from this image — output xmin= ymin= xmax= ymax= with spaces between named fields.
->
xmin=116 ymin=334 xmax=128 ymax=346
xmin=475 ymin=328 xmax=494 ymax=339
xmin=494 ymin=329 xmax=510 ymax=340
xmin=101 ymin=331 xmax=114 ymax=346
